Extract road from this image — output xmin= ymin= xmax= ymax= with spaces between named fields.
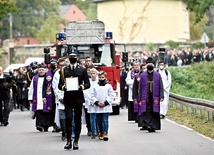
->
xmin=0 ymin=109 xmax=213 ymax=155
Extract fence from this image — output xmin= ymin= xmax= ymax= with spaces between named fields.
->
xmin=169 ymin=92 xmax=214 ymax=121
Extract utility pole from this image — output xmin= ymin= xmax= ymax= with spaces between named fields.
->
xmin=9 ymin=13 xmax=13 ymax=40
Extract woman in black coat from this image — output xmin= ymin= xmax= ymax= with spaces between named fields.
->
xmin=16 ymin=67 xmax=28 ymax=111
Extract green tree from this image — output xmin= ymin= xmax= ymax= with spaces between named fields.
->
xmin=0 ymin=0 xmax=18 ymax=20
xmin=61 ymin=0 xmax=76 ymax=5
xmin=183 ymin=0 xmax=214 ymax=23
xmin=190 ymin=12 xmax=208 ymax=40
xmin=0 ymin=0 xmax=65 ymax=43
xmin=37 ymin=12 xmax=67 ymax=43
xmin=76 ymin=0 xmax=97 ymax=20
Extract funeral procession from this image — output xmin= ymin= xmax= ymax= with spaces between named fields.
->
xmin=0 ymin=0 xmax=214 ymax=155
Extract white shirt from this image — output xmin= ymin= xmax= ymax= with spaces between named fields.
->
xmin=158 ymin=69 xmax=172 ymax=93
xmin=28 ymin=76 xmax=45 ymax=110
xmin=91 ymin=83 xmax=114 ymax=113
xmin=52 ymin=69 xmax=65 ymax=110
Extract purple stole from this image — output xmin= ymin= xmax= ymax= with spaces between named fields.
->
xmin=133 ymin=72 xmax=141 ymax=113
xmin=138 ymin=71 xmax=160 ymax=115
xmin=32 ymin=70 xmax=53 ymax=112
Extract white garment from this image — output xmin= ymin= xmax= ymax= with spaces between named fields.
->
xmin=91 ymin=83 xmax=114 ymax=113
xmin=125 ymin=70 xmax=135 ymax=101
xmin=158 ymin=69 xmax=172 ymax=115
xmin=87 ymin=80 xmax=98 ymax=113
xmin=52 ymin=69 xmax=64 ymax=110
xmin=52 ymin=69 xmax=64 ymax=127
xmin=54 ymin=108 xmax=60 ymax=128
xmin=28 ymin=76 xmax=44 ymax=110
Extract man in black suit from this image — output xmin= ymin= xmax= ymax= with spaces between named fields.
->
xmin=58 ymin=52 xmax=90 ymax=150
xmin=0 ymin=66 xmax=12 ymax=126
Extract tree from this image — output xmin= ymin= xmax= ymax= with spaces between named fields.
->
xmin=183 ymin=0 xmax=214 ymax=23
xmin=37 ymin=12 xmax=67 ymax=43
xmin=75 ymin=0 xmax=97 ymax=20
xmin=189 ymin=12 xmax=208 ymax=40
xmin=0 ymin=0 xmax=66 ymax=43
xmin=61 ymin=0 xmax=76 ymax=5
xmin=0 ymin=0 xmax=18 ymax=20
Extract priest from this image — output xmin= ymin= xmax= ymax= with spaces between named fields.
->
xmin=28 ymin=64 xmax=53 ymax=132
xmin=138 ymin=57 xmax=164 ymax=132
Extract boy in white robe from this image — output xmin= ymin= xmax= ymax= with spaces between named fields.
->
xmin=91 ymin=71 xmax=114 ymax=141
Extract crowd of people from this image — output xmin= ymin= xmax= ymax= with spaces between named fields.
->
xmin=0 ymin=46 xmax=213 ymax=150
xmin=127 ymin=47 xmax=214 ymax=67
xmin=120 ymin=57 xmax=172 ymax=132
xmin=0 ymin=53 xmax=114 ymax=150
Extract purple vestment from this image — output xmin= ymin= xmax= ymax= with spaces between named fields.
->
xmin=138 ymin=71 xmax=161 ymax=115
xmin=32 ymin=70 xmax=53 ymax=112
xmin=133 ymin=72 xmax=141 ymax=113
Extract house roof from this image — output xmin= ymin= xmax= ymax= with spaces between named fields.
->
xmin=59 ymin=5 xmax=72 ymax=17
xmin=59 ymin=5 xmax=86 ymax=21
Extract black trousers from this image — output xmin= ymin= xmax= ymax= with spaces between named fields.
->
xmin=120 ymin=88 xmax=128 ymax=108
xmin=0 ymin=98 xmax=10 ymax=123
xmin=64 ymin=102 xmax=83 ymax=142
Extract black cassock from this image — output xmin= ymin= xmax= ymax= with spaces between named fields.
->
xmin=139 ymin=72 xmax=164 ymax=130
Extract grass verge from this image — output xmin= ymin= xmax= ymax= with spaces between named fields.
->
xmin=167 ymin=106 xmax=214 ymax=139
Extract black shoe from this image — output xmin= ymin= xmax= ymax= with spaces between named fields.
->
xmin=61 ymin=133 xmax=66 ymax=141
xmin=44 ymin=128 xmax=48 ymax=132
xmin=73 ymin=141 xmax=79 ymax=150
xmin=64 ymin=141 xmax=72 ymax=150
xmin=4 ymin=122 xmax=9 ymax=126
xmin=147 ymin=126 xmax=155 ymax=132
xmin=160 ymin=114 xmax=165 ymax=119
xmin=140 ymin=126 xmax=147 ymax=131
xmin=36 ymin=126 xmax=43 ymax=132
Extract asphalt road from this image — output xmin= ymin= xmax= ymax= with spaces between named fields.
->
xmin=0 ymin=109 xmax=213 ymax=155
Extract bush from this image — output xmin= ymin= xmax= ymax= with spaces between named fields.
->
xmin=167 ymin=62 xmax=214 ymax=100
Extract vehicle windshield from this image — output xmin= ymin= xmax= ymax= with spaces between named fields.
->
xmin=66 ymin=44 xmax=114 ymax=66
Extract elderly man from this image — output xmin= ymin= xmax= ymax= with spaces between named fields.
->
xmin=28 ymin=65 xmax=53 ymax=132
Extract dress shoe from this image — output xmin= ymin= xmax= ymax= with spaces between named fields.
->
xmin=147 ymin=126 xmax=155 ymax=132
xmin=140 ymin=126 xmax=147 ymax=131
xmin=64 ymin=141 xmax=72 ymax=150
xmin=43 ymin=128 xmax=48 ymax=132
xmin=160 ymin=114 xmax=165 ymax=119
xmin=4 ymin=121 xmax=9 ymax=126
xmin=36 ymin=126 xmax=43 ymax=132
xmin=73 ymin=141 xmax=79 ymax=150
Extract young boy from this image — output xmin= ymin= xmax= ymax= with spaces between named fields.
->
xmin=91 ymin=71 xmax=114 ymax=141
xmin=87 ymin=68 xmax=99 ymax=139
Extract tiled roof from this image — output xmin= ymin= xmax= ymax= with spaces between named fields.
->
xmin=59 ymin=5 xmax=73 ymax=16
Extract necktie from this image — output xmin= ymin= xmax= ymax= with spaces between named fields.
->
xmin=72 ymin=65 xmax=75 ymax=70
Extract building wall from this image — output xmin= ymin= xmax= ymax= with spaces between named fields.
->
xmin=96 ymin=0 xmax=190 ymax=43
